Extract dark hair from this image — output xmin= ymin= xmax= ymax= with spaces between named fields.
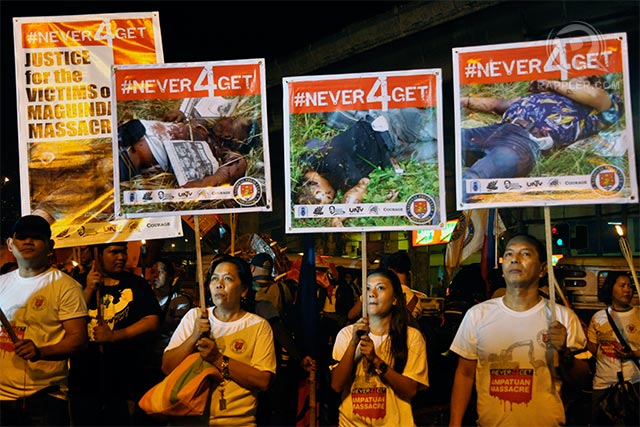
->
xmin=154 ymin=258 xmax=175 ymax=284
xmin=600 ymin=271 xmax=632 ymax=306
xmin=586 ymin=75 xmax=606 ymax=87
xmin=118 ymin=119 xmax=146 ymax=148
xmin=383 ymin=251 xmax=411 ymax=275
xmin=504 ymin=234 xmax=547 ymax=264
xmin=205 ymin=254 xmax=253 ymax=292
xmin=94 ymin=241 xmax=128 ymax=254
xmin=366 ymin=267 xmax=410 ymax=373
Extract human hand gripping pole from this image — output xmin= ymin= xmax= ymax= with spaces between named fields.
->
xmin=91 ymin=249 xmax=105 ymax=354
xmin=0 ymin=305 xmax=18 ymax=343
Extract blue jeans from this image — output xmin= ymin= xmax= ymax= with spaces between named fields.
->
xmin=462 ymin=123 xmax=540 ymax=180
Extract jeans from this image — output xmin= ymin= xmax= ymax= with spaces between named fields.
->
xmin=322 ymin=108 xmax=438 ymax=162
xmin=462 ymin=123 xmax=540 ymax=180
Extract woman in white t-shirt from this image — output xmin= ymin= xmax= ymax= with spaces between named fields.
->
xmin=330 ymin=268 xmax=429 ymax=427
xmin=587 ymin=271 xmax=640 ymax=426
xmin=162 ymin=255 xmax=277 ymax=426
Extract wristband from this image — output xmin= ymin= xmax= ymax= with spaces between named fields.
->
xmin=374 ymin=361 xmax=388 ymax=376
xmin=221 ymin=355 xmax=230 ymax=380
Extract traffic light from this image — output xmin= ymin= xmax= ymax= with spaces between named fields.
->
xmin=552 ymin=223 xmax=570 ymax=249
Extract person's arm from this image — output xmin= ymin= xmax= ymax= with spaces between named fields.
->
xmin=331 ymin=322 xmax=366 ymax=393
xmin=547 ymin=320 xmax=592 ymax=386
xmin=83 ymin=266 xmax=101 ymax=303
xmin=449 ymin=356 xmax=476 ymax=427
xmin=14 ymin=317 xmax=88 ymax=361
xmin=162 ymin=311 xmax=210 ymax=374
xmin=222 ymin=352 xmax=273 ymax=392
xmin=183 ymin=150 xmax=247 ymax=188
xmin=93 ymin=314 xmax=160 ymax=343
xmin=531 ymin=78 xmax=612 ymax=111
xmin=198 ymin=336 xmax=273 ymax=392
xmin=356 ymin=324 xmax=423 ymax=400
xmin=462 ymin=96 xmax=517 ymax=115
xmin=330 ymin=337 xmax=358 ymax=394
xmin=369 ymin=355 xmax=420 ymax=401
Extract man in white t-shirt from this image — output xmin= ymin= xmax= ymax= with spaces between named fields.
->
xmin=0 ymin=215 xmax=88 ymax=426
xmin=449 ymin=234 xmax=588 ymax=426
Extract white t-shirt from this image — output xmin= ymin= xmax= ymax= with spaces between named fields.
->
xmin=450 ymin=297 xmax=587 ymax=426
xmin=166 ymin=307 xmax=277 ymax=426
xmin=587 ymin=306 xmax=640 ymax=389
xmin=331 ymin=324 xmax=429 ymax=427
xmin=0 ymin=268 xmax=87 ymax=400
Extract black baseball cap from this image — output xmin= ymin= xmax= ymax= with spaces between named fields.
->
xmin=250 ymin=252 xmax=273 ymax=272
xmin=12 ymin=215 xmax=52 ymax=241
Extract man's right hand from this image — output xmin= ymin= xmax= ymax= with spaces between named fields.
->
xmin=86 ymin=261 xmax=102 ymax=290
xmin=84 ymin=263 xmax=102 ymax=302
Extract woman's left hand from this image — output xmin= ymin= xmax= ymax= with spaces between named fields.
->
xmin=196 ymin=336 xmax=221 ymax=363
xmin=358 ymin=333 xmax=377 ymax=362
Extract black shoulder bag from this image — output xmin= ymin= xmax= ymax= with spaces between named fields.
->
xmin=596 ymin=309 xmax=640 ymax=425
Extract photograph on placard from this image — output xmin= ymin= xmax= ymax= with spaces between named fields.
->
xmin=453 ymin=32 xmax=638 ymax=209
xmin=112 ymin=60 xmax=272 ymax=218
xmin=284 ymin=69 xmax=447 ymax=233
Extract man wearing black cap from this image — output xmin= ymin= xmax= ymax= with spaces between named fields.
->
xmin=68 ymin=241 xmax=162 ymax=426
xmin=250 ymin=252 xmax=292 ymax=316
xmin=0 ymin=215 xmax=88 ymax=426
xmin=248 ymin=252 xmax=305 ymax=426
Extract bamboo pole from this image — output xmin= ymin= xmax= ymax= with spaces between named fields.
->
xmin=361 ymin=231 xmax=368 ymax=317
xmin=615 ymin=225 xmax=640 ymax=297
xmin=543 ymin=207 xmax=557 ymax=321
xmin=194 ymin=215 xmax=206 ymax=311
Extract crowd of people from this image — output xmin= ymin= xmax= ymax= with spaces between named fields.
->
xmin=1 ymin=214 xmax=638 ymax=426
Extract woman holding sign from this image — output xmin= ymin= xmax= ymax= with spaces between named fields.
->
xmin=330 ymin=268 xmax=428 ymax=426
xmin=159 ymin=255 xmax=276 ymax=426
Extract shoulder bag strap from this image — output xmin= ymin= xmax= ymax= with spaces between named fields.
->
xmin=406 ymin=292 xmax=419 ymax=313
xmin=606 ymin=308 xmax=640 ymax=370
xmin=162 ymin=275 xmax=181 ymax=322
